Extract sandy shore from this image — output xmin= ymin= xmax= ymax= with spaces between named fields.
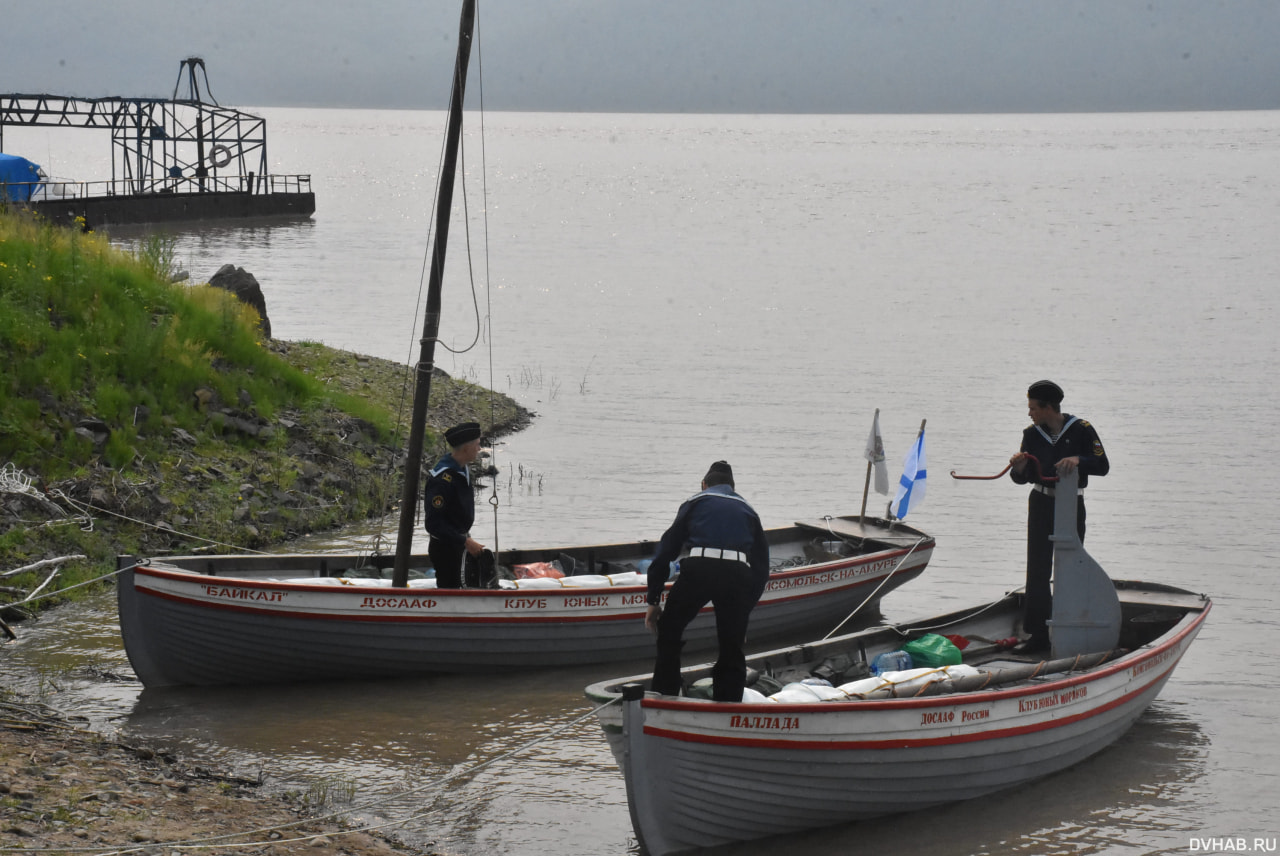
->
xmin=0 ymin=691 xmax=430 ymax=855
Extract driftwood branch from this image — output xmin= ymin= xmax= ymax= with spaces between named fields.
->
xmin=0 ymin=554 xmax=86 ymax=580
xmin=24 ymin=567 xmax=60 ymax=602
xmin=1 ymin=560 xmax=73 ymax=634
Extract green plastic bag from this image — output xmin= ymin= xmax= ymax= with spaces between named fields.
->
xmin=902 ymin=633 xmax=962 ymax=668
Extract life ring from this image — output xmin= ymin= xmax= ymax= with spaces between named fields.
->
xmin=208 ymin=144 xmax=233 ymax=169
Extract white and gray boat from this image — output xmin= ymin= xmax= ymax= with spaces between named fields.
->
xmin=117 ymin=515 xmax=932 ymax=688
xmin=584 ymin=471 xmax=1210 ymax=855
xmin=112 ymin=1 xmax=932 ymax=690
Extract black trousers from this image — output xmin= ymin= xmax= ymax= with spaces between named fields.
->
xmin=429 ymin=537 xmax=465 ymax=589
xmin=1025 ymin=490 xmax=1086 ymax=642
xmin=651 ymin=556 xmax=759 ymax=702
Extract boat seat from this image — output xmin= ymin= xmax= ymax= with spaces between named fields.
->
xmin=1115 ymin=588 xmax=1208 ymax=611
xmin=794 ymin=518 xmax=926 ymax=548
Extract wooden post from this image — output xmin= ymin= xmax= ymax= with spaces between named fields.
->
xmin=391 ymin=0 xmax=477 ymax=588
xmin=858 ymin=408 xmax=879 ymax=522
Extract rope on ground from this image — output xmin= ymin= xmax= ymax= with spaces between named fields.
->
xmin=0 ymin=462 xmax=35 ymax=494
xmin=0 ymin=462 xmax=91 ymax=530
xmin=2 ymin=463 xmax=266 ymax=557
xmin=51 ymin=487 xmax=269 ymax=555
xmin=10 ymin=696 xmax=624 ymax=856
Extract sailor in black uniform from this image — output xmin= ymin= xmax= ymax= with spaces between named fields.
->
xmin=1009 ymin=380 xmax=1110 ymax=651
xmin=424 ymin=421 xmax=485 ymax=589
xmin=645 ymin=461 xmax=771 ymax=701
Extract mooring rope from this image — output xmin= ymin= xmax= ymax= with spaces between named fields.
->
xmin=1 ymin=464 xmax=267 ymax=556
xmin=1 ymin=563 xmax=128 ymax=609
xmin=821 ymin=530 xmax=928 ymax=640
xmin=0 ymin=461 xmax=264 ymax=608
xmin=882 ymin=593 xmax=1020 ymax=639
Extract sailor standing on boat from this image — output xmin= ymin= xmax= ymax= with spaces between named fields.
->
xmin=645 ymin=461 xmax=771 ymax=701
xmin=425 ymin=422 xmax=486 ymax=589
xmin=1009 ymin=380 xmax=1109 ymax=652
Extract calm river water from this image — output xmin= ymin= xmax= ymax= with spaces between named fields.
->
xmin=3 ymin=108 xmax=1279 ymax=855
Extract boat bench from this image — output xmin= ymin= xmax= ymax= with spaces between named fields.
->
xmin=795 ymin=518 xmax=926 ymax=548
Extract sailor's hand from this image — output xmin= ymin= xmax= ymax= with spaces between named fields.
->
xmin=464 ymin=537 xmax=485 ymax=556
xmin=645 ymin=604 xmax=662 ymax=634
xmin=1055 ymin=456 xmax=1080 ymax=474
xmin=1009 ymin=452 xmax=1030 ymax=472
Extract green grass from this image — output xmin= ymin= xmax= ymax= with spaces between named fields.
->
xmin=0 ymin=206 xmax=526 ymax=615
xmin=0 ymin=208 xmax=362 ymax=475
xmin=0 ymin=208 xmax=400 ymax=608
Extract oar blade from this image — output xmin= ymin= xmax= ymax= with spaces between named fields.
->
xmin=1048 ymin=470 xmax=1122 ymax=658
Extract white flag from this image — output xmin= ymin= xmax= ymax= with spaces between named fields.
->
xmin=890 ymin=429 xmax=927 ymax=519
xmin=865 ymin=410 xmax=889 ymax=495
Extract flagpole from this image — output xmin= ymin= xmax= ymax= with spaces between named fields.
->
xmin=859 ymin=461 xmax=872 ymax=521
xmin=859 ymin=409 xmax=878 ymax=522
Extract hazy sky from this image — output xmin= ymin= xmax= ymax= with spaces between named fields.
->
xmin=3 ymin=0 xmax=1278 ymax=113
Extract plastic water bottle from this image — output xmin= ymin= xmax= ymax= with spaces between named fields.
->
xmin=870 ymin=650 xmax=913 ymax=675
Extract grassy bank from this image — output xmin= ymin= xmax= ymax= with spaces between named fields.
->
xmin=0 ymin=207 xmax=529 ymax=621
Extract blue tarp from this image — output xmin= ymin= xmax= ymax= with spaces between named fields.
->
xmin=0 ymin=153 xmax=43 ymax=202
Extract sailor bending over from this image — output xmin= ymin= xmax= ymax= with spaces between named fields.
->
xmin=645 ymin=461 xmax=770 ymax=701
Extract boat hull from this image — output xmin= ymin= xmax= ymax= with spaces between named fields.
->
xmin=118 ymin=517 xmax=933 ymax=687
xmin=588 ymin=582 xmax=1209 ymax=855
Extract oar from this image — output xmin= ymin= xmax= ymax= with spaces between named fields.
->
xmin=950 ymin=457 xmax=1055 ymax=481
xmin=950 ymin=464 xmax=1012 ymax=480
xmin=841 ymin=647 xmax=1125 ymax=700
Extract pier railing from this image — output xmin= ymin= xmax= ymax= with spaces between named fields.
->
xmin=10 ymin=173 xmax=312 ymax=202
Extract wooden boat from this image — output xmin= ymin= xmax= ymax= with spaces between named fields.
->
xmin=117 ymin=516 xmax=932 ymax=687
xmin=584 ymin=473 xmax=1210 ymax=855
xmin=113 ymin=1 xmax=935 ymax=690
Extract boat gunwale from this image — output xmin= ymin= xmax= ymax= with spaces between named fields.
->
xmin=127 ymin=584 xmax=653 ymax=624
xmin=641 ymin=602 xmax=1209 ymax=714
xmin=127 ymin=559 xmax=930 ymax=626
xmin=130 ymin=536 xmax=934 ymax=596
xmin=640 ymin=656 xmax=1187 ymax=751
xmin=585 ymin=583 xmax=1210 ymax=709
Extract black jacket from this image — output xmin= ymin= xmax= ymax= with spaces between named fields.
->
xmin=646 ymin=485 xmax=770 ymax=605
xmin=1010 ymin=413 xmax=1109 ymax=489
xmin=424 ymin=453 xmax=474 ymax=545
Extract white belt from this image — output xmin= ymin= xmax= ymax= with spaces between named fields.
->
xmin=689 ymin=547 xmax=748 ymax=564
xmin=1032 ymin=484 xmax=1054 ymax=496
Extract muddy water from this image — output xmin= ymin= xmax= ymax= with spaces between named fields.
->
xmin=4 ymin=108 xmax=1278 ymax=853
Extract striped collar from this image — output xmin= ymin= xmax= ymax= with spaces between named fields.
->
xmin=1034 ymin=414 xmax=1079 ymax=445
xmin=687 ymin=484 xmax=751 ymax=507
xmin=429 ymin=453 xmax=471 ymax=484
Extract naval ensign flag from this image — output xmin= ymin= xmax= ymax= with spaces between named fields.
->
xmin=891 ymin=429 xmax=927 ymax=519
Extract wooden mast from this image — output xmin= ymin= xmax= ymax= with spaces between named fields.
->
xmin=392 ymin=0 xmax=477 ymax=588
